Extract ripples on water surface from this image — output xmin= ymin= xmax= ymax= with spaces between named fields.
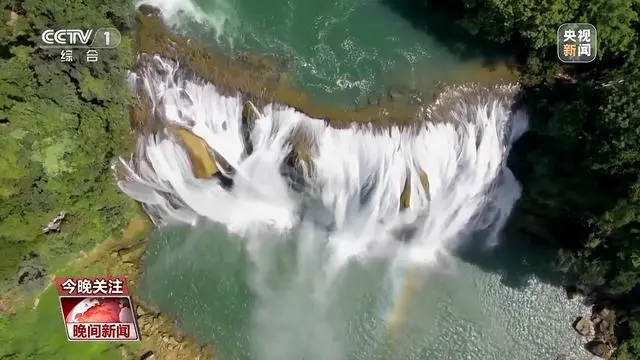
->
xmin=139 ymin=225 xmax=591 ymax=360
xmin=136 ymin=0 xmax=516 ymax=105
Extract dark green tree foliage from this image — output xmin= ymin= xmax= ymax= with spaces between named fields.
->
xmin=617 ymin=314 xmax=640 ymax=359
xmin=426 ymin=0 xmax=640 ymax=355
xmin=448 ymin=0 xmax=638 ymax=55
xmin=0 ymin=0 xmax=137 ymax=284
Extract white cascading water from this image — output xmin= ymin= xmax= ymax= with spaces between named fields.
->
xmin=117 ymin=55 xmax=529 ymax=359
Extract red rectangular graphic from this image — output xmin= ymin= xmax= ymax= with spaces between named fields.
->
xmin=56 ymin=276 xmax=140 ymax=341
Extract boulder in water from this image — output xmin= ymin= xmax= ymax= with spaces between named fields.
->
xmin=284 ymin=127 xmax=317 ymax=188
xmin=241 ymin=101 xmax=256 ymax=156
xmin=572 ymin=316 xmax=591 ymax=337
xmin=366 ymin=94 xmax=381 ymax=106
xmin=419 ymin=170 xmax=429 ymax=195
xmin=591 ymin=306 xmax=616 ymax=343
xmin=565 ymin=284 xmax=579 ymax=299
xmin=585 ymin=339 xmax=608 ymax=357
xmin=172 ymin=128 xmax=219 ymax=178
xmin=400 ymin=170 xmax=429 ymax=211
xmin=400 ymin=174 xmax=411 ymax=210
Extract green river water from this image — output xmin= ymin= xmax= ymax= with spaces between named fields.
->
xmin=139 ymin=225 xmax=589 ymax=360
xmin=136 ymin=0 xmax=590 ymax=359
xmin=149 ymin=0 xmax=516 ymax=105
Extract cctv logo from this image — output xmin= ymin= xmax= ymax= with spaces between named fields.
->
xmin=41 ymin=29 xmax=94 ymax=47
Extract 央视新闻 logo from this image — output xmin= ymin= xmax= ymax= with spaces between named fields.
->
xmin=557 ymin=23 xmax=597 ymax=63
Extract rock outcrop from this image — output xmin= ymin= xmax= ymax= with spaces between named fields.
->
xmin=419 ymin=170 xmax=430 ymax=195
xmin=585 ymin=339 xmax=608 ymax=358
xmin=172 ymin=128 xmax=219 ymax=178
xmin=592 ymin=307 xmax=615 ymax=341
xmin=43 ymin=211 xmax=67 ymax=233
xmin=400 ymin=174 xmax=412 ymax=210
xmin=138 ymin=4 xmax=162 ymax=18
xmin=572 ymin=316 xmax=592 ymax=337
xmin=241 ymin=101 xmax=257 ymax=156
xmin=399 ymin=170 xmax=430 ymax=210
xmin=571 ymin=306 xmax=617 ymax=359
xmin=590 ymin=306 xmax=616 ymax=358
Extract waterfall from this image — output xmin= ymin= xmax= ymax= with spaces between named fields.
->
xmin=117 ymin=54 xmax=529 ymax=359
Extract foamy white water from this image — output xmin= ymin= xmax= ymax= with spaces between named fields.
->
xmin=120 ymin=55 xmax=591 ymax=360
xmin=120 ymin=54 xmax=526 ymax=263
xmin=137 ymin=0 xmax=238 ymax=45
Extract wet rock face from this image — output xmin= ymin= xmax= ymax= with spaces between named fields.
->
xmin=399 ymin=170 xmax=430 ymax=211
xmin=138 ymin=5 xmax=162 ymax=18
xmin=241 ymin=101 xmax=256 ymax=156
xmin=568 ymin=306 xmax=617 ymax=359
xmin=172 ymin=128 xmax=219 ymax=178
xmin=585 ymin=339 xmax=608 ymax=357
xmin=400 ymin=174 xmax=412 ymax=210
xmin=591 ymin=306 xmax=616 ymax=349
xmin=572 ymin=316 xmax=592 ymax=337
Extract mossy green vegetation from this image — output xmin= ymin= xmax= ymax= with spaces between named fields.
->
xmin=423 ymin=0 xmax=640 ymax=357
xmin=2 ymin=215 xmax=212 ymax=359
xmin=1 ymin=281 xmax=129 ymax=359
xmin=0 ymin=0 xmax=138 ymax=286
xmin=0 ymin=218 xmax=148 ymax=360
xmin=0 ymin=0 xmax=148 ymax=357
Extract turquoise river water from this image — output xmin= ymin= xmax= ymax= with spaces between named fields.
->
xmin=139 ymin=0 xmax=517 ymax=105
xmin=132 ymin=0 xmax=591 ymax=359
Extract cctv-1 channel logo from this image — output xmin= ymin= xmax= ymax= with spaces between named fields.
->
xmin=39 ymin=28 xmax=121 ymax=49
